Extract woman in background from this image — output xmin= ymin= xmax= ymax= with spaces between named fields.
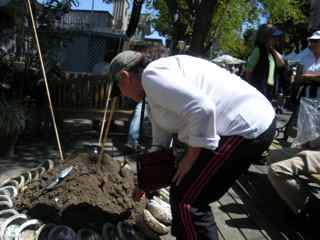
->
xmin=244 ymin=24 xmax=285 ymax=100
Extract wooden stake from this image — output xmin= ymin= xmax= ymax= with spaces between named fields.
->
xmin=97 ymin=97 xmax=118 ymax=172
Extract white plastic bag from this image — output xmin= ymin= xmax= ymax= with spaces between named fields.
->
xmin=294 ymin=97 xmax=320 ymax=146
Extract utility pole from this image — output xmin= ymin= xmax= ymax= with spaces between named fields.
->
xmin=91 ymin=0 xmax=94 ymax=12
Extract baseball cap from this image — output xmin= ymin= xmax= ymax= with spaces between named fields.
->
xmin=109 ymin=50 xmax=143 ymax=83
xmin=308 ymin=30 xmax=320 ymax=40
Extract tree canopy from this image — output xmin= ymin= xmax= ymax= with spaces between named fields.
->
xmin=145 ymin=0 xmax=309 ymax=57
xmin=0 ymin=0 xmax=79 ymax=80
xmin=76 ymin=0 xmax=312 ymax=57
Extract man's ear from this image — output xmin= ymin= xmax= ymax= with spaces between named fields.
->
xmin=119 ymin=69 xmax=130 ymax=80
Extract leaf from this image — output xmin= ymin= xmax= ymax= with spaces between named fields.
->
xmin=146 ymin=0 xmax=310 ymax=55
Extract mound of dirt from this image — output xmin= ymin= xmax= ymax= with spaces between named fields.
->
xmin=16 ymin=152 xmax=146 ymax=231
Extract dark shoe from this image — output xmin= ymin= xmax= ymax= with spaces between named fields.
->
xmin=124 ymin=143 xmax=145 ymax=154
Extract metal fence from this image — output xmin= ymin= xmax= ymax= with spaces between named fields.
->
xmin=59 ymin=31 xmax=125 ymax=73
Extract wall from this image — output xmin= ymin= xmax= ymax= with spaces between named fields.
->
xmin=59 ymin=10 xmax=113 ymax=33
xmin=58 ymin=32 xmax=125 ymax=72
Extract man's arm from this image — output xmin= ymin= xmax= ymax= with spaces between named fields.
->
xmin=172 ymin=146 xmax=201 ymax=186
xmin=270 ymin=47 xmax=286 ymax=67
xmin=299 ymin=72 xmax=320 ymax=84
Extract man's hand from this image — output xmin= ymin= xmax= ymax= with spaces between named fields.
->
xmin=172 ymin=157 xmax=194 ymax=186
xmin=172 ymin=147 xmax=201 ymax=186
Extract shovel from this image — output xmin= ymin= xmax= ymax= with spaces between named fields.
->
xmin=46 ymin=166 xmax=73 ymax=190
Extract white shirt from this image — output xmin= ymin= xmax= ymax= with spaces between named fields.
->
xmin=284 ymin=51 xmax=299 ymax=62
xmin=297 ymin=48 xmax=320 ymax=73
xmin=142 ymin=55 xmax=275 ymax=150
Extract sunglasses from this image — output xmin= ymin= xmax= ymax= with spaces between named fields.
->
xmin=309 ymin=39 xmax=320 ymax=43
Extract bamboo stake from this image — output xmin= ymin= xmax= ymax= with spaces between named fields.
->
xmin=96 ymin=97 xmax=118 ymax=172
xmin=26 ymin=0 xmax=64 ymax=161
xmin=98 ymin=81 xmax=113 ymax=146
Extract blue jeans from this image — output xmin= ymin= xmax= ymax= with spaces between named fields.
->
xmin=127 ymin=101 xmax=147 ymax=145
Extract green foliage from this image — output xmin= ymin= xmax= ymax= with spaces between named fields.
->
xmin=146 ymin=0 xmax=255 ymax=55
xmin=34 ymin=0 xmax=79 ymax=77
xmin=266 ymin=0 xmax=310 ymax=52
xmin=145 ymin=0 xmax=310 ymax=56
xmin=1 ymin=0 xmax=78 ymax=80
xmin=0 ymin=0 xmax=78 ymax=136
xmin=146 ymin=0 xmax=170 ymax=37
xmin=260 ymin=0 xmax=306 ymax=24
xmin=146 ymin=0 xmax=191 ymax=40
xmin=240 ymin=0 xmax=310 ymax=56
xmin=208 ymin=0 xmax=258 ymax=59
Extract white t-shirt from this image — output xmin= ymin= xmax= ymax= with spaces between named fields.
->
xmin=297 ymin=48 xmax=320 ymax=73
xmin=142 ymin=55 xmax=275 ymax=150
xmin=284 ymin=51 xmax=299 ymax=62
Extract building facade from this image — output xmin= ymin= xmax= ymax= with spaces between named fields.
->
xmin=57 ymin=9 xmax=126 ymax=72
xmin=59 ymin=9 xmax=113 ymax=33
xmin=112 ymin=0 xmax=129 ymax=33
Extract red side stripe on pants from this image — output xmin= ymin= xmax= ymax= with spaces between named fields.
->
xmin=179 ymin=136 xmax=243 ymax=240
xmin=188 ymin=136 xmax=243 ymax=203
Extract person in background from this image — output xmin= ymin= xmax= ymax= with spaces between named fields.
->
xmin=268 ymin=148 xmax=320 ymax=218
xmin=284 ymin=42 xmax=301 ymax=63
xmin=108 ymin=48 xmax=275 ymax=239
xmin=268 ymin=32 xmax=320 ymax=219
xmin=272 ymin=28 xmax=290 ymax=113
xmin=125 ymin=100 xmax=147 ymax=151
xmin=285 ymin=30 xmax=320 ymax=112
xmin=295 ymin=30 xmax=320 ymax=97
xmin=244 ymin=24 xmax=286 ymax=100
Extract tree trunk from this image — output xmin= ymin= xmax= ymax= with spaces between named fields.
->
xmin=310 ymin=0 xmax=320 ymax=31
xmin=171 ymin=22 xmax=188 ymax=54
xmin=190 ymin=0 xmax=218 ymax=55
xmin=163 ymin=0 xmax=188 ymax=54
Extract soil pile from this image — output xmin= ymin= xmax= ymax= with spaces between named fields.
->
xmin=16 ymin=152 xmax=146 ymax=231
